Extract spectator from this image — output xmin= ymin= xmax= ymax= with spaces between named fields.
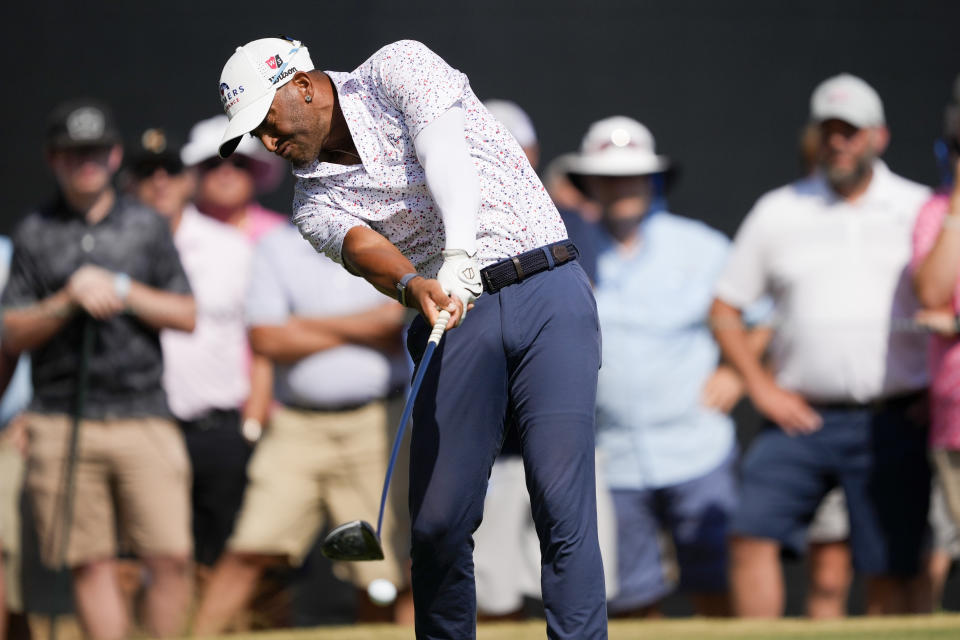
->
xmin=0 ymin=235 xmax=33 ymax=640
xmin=563 ymin=115 xmax=742 ymax=617
xmin=711 ymin=74 xmax=932 ymax=617
xmin=181 ymin=115 xmax=286 ymax=453
xmin=470 ymin=101 xmax=618 ymax=620
xmin=126 ymin=128 xmax=264 ymax=574
xmin=192 ymin=223 xmax=411 ymax=633
xmin=911 ymin=77 xmax=960 ymax=533
xmin=181 ymin=115 xmax=286 ymax=242
xmin=1 ymin=98 xmax=196 ymax=639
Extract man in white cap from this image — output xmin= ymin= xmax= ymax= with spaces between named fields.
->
xmin=562 ymin=116 xmax=750 ymax=617
xmin=212 ymin=37 xmax=607 ymax=638
xmin=711 ymin=73 xmax=933 ymax=616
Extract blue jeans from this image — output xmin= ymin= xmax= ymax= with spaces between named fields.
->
xmin=406 ymin=260 xmax=607 ymax=639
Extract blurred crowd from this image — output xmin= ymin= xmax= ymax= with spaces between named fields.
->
xmin=1 ymin=67 xmax=960 ymax=639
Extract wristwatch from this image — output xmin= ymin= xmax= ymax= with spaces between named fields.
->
xmin=395 ymin=272 xmax=421 ymax=307
xmin=114 ymin=272 xmax=132 ymax=302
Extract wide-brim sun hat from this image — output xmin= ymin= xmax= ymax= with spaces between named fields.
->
xmin=183 ymin=114 xmax=285 ymax=194
xmin=217 ymin=37 xmax=315 ymax=158
xmin=563 ymin=116 xmax=672 ymax=178
xmin=561 ymin=116 xmax=677 ymax=197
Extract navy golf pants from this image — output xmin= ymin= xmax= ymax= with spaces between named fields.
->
xmin=406 ymin=260 xmax=608 ymax=640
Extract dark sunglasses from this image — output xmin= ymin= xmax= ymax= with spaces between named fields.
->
xmin=131 ymin=157 xmax=184 ymax=179
xmin=199 ymin=155 xmax=252 ymax=173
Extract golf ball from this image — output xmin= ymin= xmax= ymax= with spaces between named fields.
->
xmin=367 ymin=578 xmax=397 ymax=606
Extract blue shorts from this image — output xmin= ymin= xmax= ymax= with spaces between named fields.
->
xmin=608 ymin=451 xmax=736 ymax=613
xmin=732 ymin=394 xmax=931 ymax=576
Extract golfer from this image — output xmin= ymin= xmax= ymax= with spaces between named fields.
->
xmin=215 ymin=37 xmax=607 ymax=639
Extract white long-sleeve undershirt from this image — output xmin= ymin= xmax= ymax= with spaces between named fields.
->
xmin=413 ymin=103 xmax=479 ymax=254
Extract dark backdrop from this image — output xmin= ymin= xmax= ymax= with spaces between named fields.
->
xmin=3 ymin=0 xmax=960 ymax=236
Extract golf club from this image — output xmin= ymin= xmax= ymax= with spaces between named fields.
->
xmin=321 ymin=308 xmax=451 ymax=561
xmin=49 ymin=316 xmax=94 ymax=640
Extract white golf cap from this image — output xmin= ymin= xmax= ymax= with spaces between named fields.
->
xmin=810 ymin=73 xmax=885 ymax=129
xmin=217 ymin=37 xmax=315 ymax=158
xmin=563 ymin=116 xmax=670 ymax=177
xmin=483 ymin=99 xmax=537 ymax=148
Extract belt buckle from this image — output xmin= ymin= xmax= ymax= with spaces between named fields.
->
xmin=551 ymin=244 xmax=570 ymax=263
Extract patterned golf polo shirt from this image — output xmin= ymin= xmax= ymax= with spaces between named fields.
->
xmin=291 ymin=40 xmax=566 ymax=279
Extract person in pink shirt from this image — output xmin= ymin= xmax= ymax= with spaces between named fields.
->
xmin=181 ymin=116 xmax=286 ymax=442
xmin=126 ymin=127 xmax=270 ymax=577
xmin=912 ymin=94 xmax=960 ymax=533
xmin=181 ymin=115 xmax=287 ymax=244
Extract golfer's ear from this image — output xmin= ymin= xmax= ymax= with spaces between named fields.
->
xmin=291 ymin=71 xmax=313 ymax=98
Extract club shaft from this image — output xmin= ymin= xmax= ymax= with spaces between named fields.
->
xmin=377 ymin=310 xmax=451 ymax=537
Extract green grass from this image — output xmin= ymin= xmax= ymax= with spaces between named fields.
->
xmin=191 ymin=614 xmax=960 ymax=640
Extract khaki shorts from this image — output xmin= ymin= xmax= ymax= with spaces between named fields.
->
xmin=933 ymin=449 xmax=960 ymax=531
xmin=228 ymin=401 xmax=406 ymax=589
xmin=0 ymin=436 xmax=25 ymax=611
xmin=25 ymin=413 xmax=191 ymax=567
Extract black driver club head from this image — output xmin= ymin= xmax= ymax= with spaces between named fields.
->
xmin=321 ymin=519 xmax=384 ymax=561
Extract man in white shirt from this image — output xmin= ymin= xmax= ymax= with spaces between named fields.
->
xmin=710 ymin=74 xmax=932 ymax=617
xmin=210 ymin=37 xmax=607 ymax=639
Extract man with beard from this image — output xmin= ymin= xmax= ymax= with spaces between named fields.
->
xmin=710 ymin=74 xmax=933 ymax=616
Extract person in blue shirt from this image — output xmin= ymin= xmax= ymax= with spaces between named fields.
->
xmin=0 ymin=234 xmax=33 ymax=640
xmin=562 ymin=116 xmax=758 ymax=617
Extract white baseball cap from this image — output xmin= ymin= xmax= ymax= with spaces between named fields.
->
xmin=563 ymin=116 xmax=671 ymax=177
xmin=810 ymin=73 xmax=885 ymax=129
xmin=217 ymin=37 xmax=315 ymax=158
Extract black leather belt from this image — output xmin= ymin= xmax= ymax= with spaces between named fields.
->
xmin=480 ymin=240 xmax=579 ymax=294
xmin=811 ymin=389 xmax=927 ymax=413
xmin=179 ymin=407 xmax=240 ymax=431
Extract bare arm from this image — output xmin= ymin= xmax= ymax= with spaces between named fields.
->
xmin=914 ymin=163 xmax=960 ymax=308
xmin=242 ymin=354 xmax=273 ymax=424
xmin=341 ymin=226 xmax=460 ymax=329
xmin=249 ymin=302 xmax=405 ymax=364
xmin=2 ymin=288 xmax=77 ymax=354
xmin=710 ymin=298 xmax=821 ymax=434
xmin=710 ymin=299 xmax=772 ymax=390
xmin=701 ymin=321 xmax=773 ymax=413
xmin=125 ymin=281 xmax=195 ymax=333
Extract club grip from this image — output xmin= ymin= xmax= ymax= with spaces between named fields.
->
xmin=428 ymin=309 xmax=451 ymax=345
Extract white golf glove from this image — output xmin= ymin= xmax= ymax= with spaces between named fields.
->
xmin=437 ymin=249 xmax=483 ymax=324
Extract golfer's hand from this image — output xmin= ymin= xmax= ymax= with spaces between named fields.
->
xmin=436 ymin=249 xmax=481 ymax=327
xmin=701 ymin=365 xmax=745 ymax=413
xmin=406 ymin=276 xmax=462 ymax=329
xmin=67 ymin=265 xmax=125 ymax=320
xmin=747 ymin=375 xmax=822 ymax=436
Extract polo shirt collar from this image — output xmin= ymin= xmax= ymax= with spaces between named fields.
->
xmin=293 ymin=70 xmax=379 ymax=181
xmin=813 ymin=159 xmax=893 ymax=209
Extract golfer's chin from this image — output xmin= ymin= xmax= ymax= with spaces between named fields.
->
xmin=288 ymin=153 xmax=315 ymax=169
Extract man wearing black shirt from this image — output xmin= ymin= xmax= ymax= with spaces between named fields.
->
xmin=1 ymin=99 xmax=196 ymax=639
